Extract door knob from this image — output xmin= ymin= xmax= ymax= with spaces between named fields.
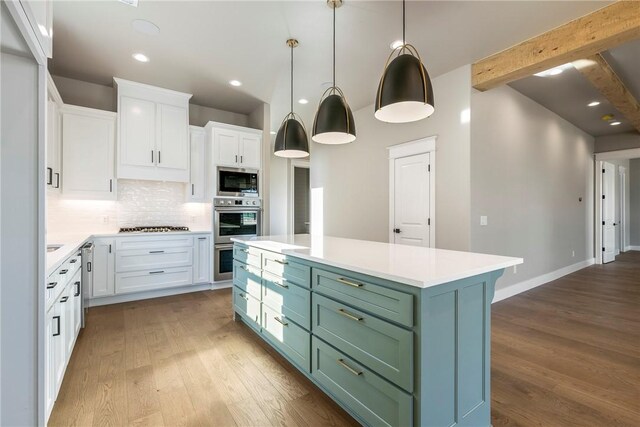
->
xmin=393 ymin=228 xmax=401 ymax=234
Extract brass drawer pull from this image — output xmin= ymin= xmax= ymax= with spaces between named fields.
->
xmin=239 ymin=292 xmax=249 ymax=301
xmin=274 ymin=316 xmax=288 ymax=327
xmin=272 ymin=280 xmax=289 ymax=289
xmin=337 ymin=358 xmax=362 ymax=376
xmin=337 ymin=277 xmax=363 ymax=288
xmin=273 ymin=259 xmax=288 ymax=265
xmin=241 ymin=249 xmax=249 ymax=253
xmin=338 ymin=308 xmax=363 ymax=322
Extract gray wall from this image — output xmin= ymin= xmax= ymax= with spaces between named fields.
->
xmin=51 ymin=74 xmax=250 ymax=127
xmin=470 ymin=85 xmax=594 ymax=291
xmin=630 ymin=159 xmax=640 ymax=246
xmin=594 ymin=132 xmax=640 ymax=153
xmin=310 ymin=65 xmax=472 ymax=250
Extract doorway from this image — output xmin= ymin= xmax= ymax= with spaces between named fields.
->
xmin=388 ymin=136 xmax=436 ymax=247
xmin=602 ymin=161 xmax=616 ymax=264
xmin=289 ymin=160 xmax=310 ymax=234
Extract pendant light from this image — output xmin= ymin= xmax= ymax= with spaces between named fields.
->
xmin=312 ymin=0 xmax=356 ymax=145
xmin=374 ymin=0 xmax=434 ymax=123
xmin=274 ymin=39 xmax=310 ymax=158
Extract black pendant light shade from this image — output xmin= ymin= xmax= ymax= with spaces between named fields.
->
xmin=374 ymin=0 xmax=435 ymax=123
xmin=274 ymin=113 xmax=310 ymax=158
xmin=312 ymin=0 xmax=356 ymax=145
xmin=375 ymin=47 xmax=434 ymax=123
xmin=312 ymin=90 xmax=355 ymax=144
xmin=274 ymin=38 xmax=309 ymax=158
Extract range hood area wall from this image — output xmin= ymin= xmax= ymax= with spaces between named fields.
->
xmin=47 ymin=180 xmax=211 ymax=234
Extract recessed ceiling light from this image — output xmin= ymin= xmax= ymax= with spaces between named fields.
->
xmin=390 ymin=40 xmax=404 ymax=50
xmin=587 ymin=101 xmax=600 ymax=107
xmin=229 ymin=80 xmax=242 ymax=87
xmin=298 ymin=98 xmax=309 ymax=105
xmin=534 ymin=63 xmax=573 ymax=77
xmin=118 ymin=0 xmax=138 ymax=7
xmin=610 ymin=121 xmax=622 ymax=126
xmin=132 ymin=19 xmax=160 ymax=36
xmin=132 ymin=53 xmax=149 ymax=63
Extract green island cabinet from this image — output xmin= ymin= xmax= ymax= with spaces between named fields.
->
xmin=231 ymin=237 xmax=521 ymax=427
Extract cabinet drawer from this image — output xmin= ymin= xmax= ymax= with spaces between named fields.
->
xmin=116 ymin=247 xmax=193 ymax=272
xmin=263 ymin=252 xmax=310 ymax=289
xmin=312 ymin=268 xmax=413 ymax=327
xmin=233 ymin=286 xmax=261 ymax=331
xmin=262 ymin=304 xmax=311 ymax=372
xmin=115 ymin=267 xmax=192 ymax=294
xmin=116 ymin=235 xmax=193 ymax=251
xmin=233 ymin=260 xmax=262 ymax=300
xmin=312 ymin=337 xmax=412 ymax=427
xmin=262 ymin=272 xmax=311 ymax=330
xmin=312 ymin=293 xmax=413 ymax=391
xmin=233 ymin=244 xmax=261 ymax=269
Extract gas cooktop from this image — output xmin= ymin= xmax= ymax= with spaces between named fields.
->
xmin=119 ymin=226 xmax=190 ymax=233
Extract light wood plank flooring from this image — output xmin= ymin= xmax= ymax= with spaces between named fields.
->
xmin=50 ymin=252 xmax=640 ymax=426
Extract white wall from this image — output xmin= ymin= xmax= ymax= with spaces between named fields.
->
xmin=310 ymin=65 xmax=472 ymax=250
xmin=470 ymin=85 xmax=595 ymax=292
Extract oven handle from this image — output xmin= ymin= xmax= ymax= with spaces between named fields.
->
xmin=214 ymin=208 xmax=263 ymax=212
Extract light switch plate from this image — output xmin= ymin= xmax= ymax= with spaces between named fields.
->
xmin=480 ymin=216 xmax=488 ymax=226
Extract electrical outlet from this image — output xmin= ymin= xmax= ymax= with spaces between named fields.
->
xmin=513 ymin=265 xmax=517 ymax=274
xmin=480 ymin=216 xmax=488 ymax=226
xmin=102 ymin=216 xmax=109 ymax=223
xmin=190 ymin=216 xmax=196 ymax=223
xmin=572 ymin=250 xmax=575 ymax=257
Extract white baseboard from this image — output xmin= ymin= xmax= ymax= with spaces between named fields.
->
xmin=627 ymin=246 xmax=640 ymax=251
xmin=88 ymin=283 xmax=214 ymax=307
xmin=493 ymin=258 xmax=595 ymax=304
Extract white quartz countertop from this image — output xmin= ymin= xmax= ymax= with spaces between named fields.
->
xmin=46 ymin=229 xmax=212 ymax=276
xmin=232 ymin=235 xmax=523 ymax=289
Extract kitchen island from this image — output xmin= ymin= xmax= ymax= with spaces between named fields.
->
xmin=231 ymin=235 xmax=522 ymax=427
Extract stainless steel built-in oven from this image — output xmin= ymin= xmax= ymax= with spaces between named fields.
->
xmin=217 ymin=167 xmax=259 ymax=197
xmin=213 ymin=197 xmax=262 ymax=281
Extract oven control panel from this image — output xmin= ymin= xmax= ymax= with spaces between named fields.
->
xmin=214 ymin=197 xmax=261 ymax=207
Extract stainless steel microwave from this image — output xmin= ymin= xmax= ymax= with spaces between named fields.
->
xmin=217 ymin=167 xmax=259 ymax=197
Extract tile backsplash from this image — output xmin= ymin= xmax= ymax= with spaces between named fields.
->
xmin=47 ymin=179 xmax=211 ymax=234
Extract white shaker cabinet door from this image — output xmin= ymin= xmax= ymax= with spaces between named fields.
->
xmin=239 ymin=133 xmax=261 ymax=169
xmin=119 ymin=96 xmax=156 ymax=169
xmin=62 ymin=108 xmax=116 ymax=200
xmin=215 ymin=128 xmax=240 ymax=167
xmin=92 ymin=239 xmax=115 ymax=298
xmin=193 ymin=235 xmax=211 ymax=284
xmin=188 ymin=127 xmax=206 ymax=202
xmin=157 ymin=103 xmax=189 ymax=172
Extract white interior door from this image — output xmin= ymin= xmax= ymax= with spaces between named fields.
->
xmin=602 ymin=162 xmax=616 ymax=263
xmin=393 ymin=153 xmax=430 ymax=246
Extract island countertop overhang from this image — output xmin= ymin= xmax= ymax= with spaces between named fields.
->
xmin=231 ymin=234 xmax=523 ymax=289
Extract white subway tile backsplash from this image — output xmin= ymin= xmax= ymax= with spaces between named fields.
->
xmin=47 ymin=179 xmax=211 ymax=234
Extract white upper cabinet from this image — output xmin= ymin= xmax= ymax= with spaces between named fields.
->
xmin=61 ymin=105 xmax=116 ymax=200
xmin=115 ymin=78 xmax=192 ymax=183
xmin=187 ymin=126 xmax=206 ymax=202
xmin=46 ymin=73 xmax=63 ymax=192
xmin=120 ymin=96 xmax=156 ymax=169
xmin=20 ymin=0 xmax=53 ymax=58
xmin=207 ymin=122 xmax=262 ymax=169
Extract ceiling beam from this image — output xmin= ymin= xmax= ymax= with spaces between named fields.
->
xmin=576 ymin=53 xmax=640 ymax=133
xmin=472 ymin=1 xmax=640 ymax=91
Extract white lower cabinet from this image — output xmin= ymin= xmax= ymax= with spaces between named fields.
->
xmin=92 ymin=238 xmax=115 ymax=298
xmin=194 ymin=235 xmax=211 ymax=284
xmin=116 ymin=267 xmax=193 ymax=294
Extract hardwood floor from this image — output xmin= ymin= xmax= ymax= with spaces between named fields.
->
xmin=491 ymin=251 xmax=640 ymax=427
xmin=50 ymin=252 xmax=640 ymax=426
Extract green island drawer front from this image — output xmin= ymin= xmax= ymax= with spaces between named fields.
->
xmin=233 ymin=286 xmax=261 ymax=331
xmin=311 ymin=337 xmax=412 ymax=427
xmin=233 ymin=244 xmax=261 ymax=269
xmin=312 ymin=293 xmax=413 ymax=392
xmin=262 ymin=251 xmax=311 ymax=289
xmin=261 ymin=303 xmax=311 ymax=372
xmin=233 ymin=260 xmax=262 ymax=300
xmin=312 ymin=268 xmax=413 ymax=327
xmin=262 ymin=271 xmax=311 ymax=330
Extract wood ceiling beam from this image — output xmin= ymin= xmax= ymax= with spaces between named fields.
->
xmin=576 ymin=53 xmax=640 ymax=133
xmin=472 ymin=1 xmax=640 ymax=91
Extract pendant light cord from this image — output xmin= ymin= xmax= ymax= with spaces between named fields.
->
xmin=333 ymin=5 xmax=336 ymax=88
xmin=402 ymin=0 xmax=406 ymax=45
xmin=290 ymin=42 xmax=294 ymax=113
